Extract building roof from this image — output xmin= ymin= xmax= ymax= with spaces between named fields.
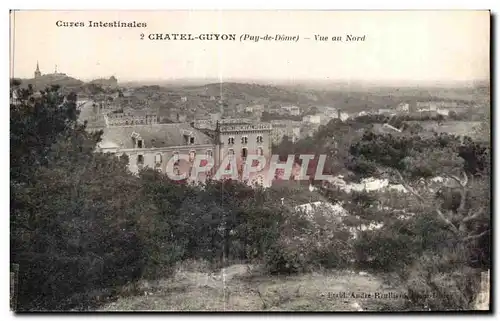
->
xmin=219 ymin=118 xmax=252 ymax=124
xmin=98 ymin=123 xmax=213 ymax=149
xmin=270 ymin=119 xmax=302 ymax=126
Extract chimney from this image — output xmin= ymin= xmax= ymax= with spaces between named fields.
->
xmin=337 ymin=109 xmax=341 ymax=120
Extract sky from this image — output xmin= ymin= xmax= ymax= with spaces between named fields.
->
xmin=10 ymin=10 xmax=490 ymax=83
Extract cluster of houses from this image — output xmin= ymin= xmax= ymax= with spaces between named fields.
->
xmin=379 ymin=101 xmax=469 ymax=117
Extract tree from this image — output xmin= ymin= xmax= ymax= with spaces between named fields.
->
xmin=272 ymin=118 xmax=369 ymax=182
xmin=10 ymin=83 xmax=79 ymax=182
xmin=333 ymin=129 xmax=490 ymax=310
xmin=11 ymin=82 xmax=148 ymax=310
xmin=349 ymin=131 xmax=490 ymax=250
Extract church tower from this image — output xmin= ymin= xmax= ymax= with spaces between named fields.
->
xmin=34 ymin=61 xmax=41 ymax=78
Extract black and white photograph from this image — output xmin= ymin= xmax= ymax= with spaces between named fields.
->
xmin=9 ymin=9 xmax=491 ymax=312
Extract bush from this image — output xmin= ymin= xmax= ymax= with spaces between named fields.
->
xmin=352 ymin=211 xmax=453 ymax=272
xmin=404 ymin=252 xmax=481 ymax=311
xmin=354 ymin=229 xmax=417 ymax=271
xmin=264 ymin=205 xmax=354 ymax=274
xmin=265 ymin=239 xmax=310 ymax=274
xmin=15 ymin=234 xmax=145 ymax=311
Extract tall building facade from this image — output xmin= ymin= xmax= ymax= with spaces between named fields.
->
xmin=215 ymin=120 xmax=272 ymax=186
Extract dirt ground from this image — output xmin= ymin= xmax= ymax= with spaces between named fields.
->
xmin=98 ymin=264 xmax=408 ymax=311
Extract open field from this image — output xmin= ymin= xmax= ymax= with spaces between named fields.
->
xmin=98 ymin=264 xmax=407 ymax=312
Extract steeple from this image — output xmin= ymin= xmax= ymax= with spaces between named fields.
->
xmin=34 ymin=61 xmax=41 ymax=78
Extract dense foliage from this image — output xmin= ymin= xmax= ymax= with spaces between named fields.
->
xmin=11 ymin=82 xmax=149 ymax=310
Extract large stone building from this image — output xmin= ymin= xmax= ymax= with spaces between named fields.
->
xmin=96 ymin=120 xmax=273 ymax=187
xmin=245 ymin=105 xmax=265 ymax=113
xmin=322 ymin=106 xmax=338 ymax=118
xmin=396 ymin=103 xmax=410 ymax=113
xmin=96 ymin=123 xmax=214 ymax=176
xmin=281 ymin=105 xmax=301 ymax=116
xmin=302 ymin=114 xmax=321 ymax=124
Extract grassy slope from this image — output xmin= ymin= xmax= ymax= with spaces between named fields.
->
xmin=98 ymin=264 xmax=407 ymax=312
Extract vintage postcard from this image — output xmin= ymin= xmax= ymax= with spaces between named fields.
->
xmin=9 ymin=10 xmax=491 ymax=312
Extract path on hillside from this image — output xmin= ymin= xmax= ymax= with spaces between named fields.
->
xmin=98 ymin=264 xmax=407 ymax=311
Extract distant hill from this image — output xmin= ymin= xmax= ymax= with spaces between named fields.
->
xmin=12 ymin=75 xmax=488 ymax=116
xmin=175 ymin=81 xmax=490 ymax=113
xmin=17 ymin=74 xmax=84 ymax=91
xmin=13 ymin=74 xmax=124 ymax=95
xmin=170 ymin=82 xmax=403 ymax=113
xmin=177 ymin=82 xmax=327 ymax=108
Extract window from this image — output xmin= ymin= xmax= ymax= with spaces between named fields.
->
xmin=241 ymin=136 xmax=248 ymax=144
xmin=228 ymin=137 xmax=235 ymax=145
xmin=137 ymin=154 xmax=144 ymax=165
xmin=241 ymin=148 xmax=248 ymax=159
xmin=155 ymin=153 xmax=162 ymax=166
xmin=206 ymin=149 xmax=213 ymax=159
xmin=172 ymin=151 xmax=180 ymax=165
xmin=189 ymin=150 xmax=196 ymax=162
xmin=257 ymin=147 xmax=264 ymax=156
xmin=137 ymin=140 xmax=143 ymax=148
xmin=190 ymin=136 xmax=195 ymax=144
xmin=228 ymin=148 xmax=235 ymax=160
xmin=257 ymin=135 xmax=264 ymax=143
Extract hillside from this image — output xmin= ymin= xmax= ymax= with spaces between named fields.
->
xmin=165 ymin=82 xmax=375 ymax=113
xmin=19 ymin=74 xmax=84 ymax=90
xmin=97 ymin=263 xmax=406 ymax=312
xmin=179 ymin=82 xmax=316 ymax=104
xmin=14 ymin=75 xmax=119 ymax=93
xmin=13 ymin=77 xmax=489 ymax=117
xmin=170 ymin=81 xmax=487 ymax=113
